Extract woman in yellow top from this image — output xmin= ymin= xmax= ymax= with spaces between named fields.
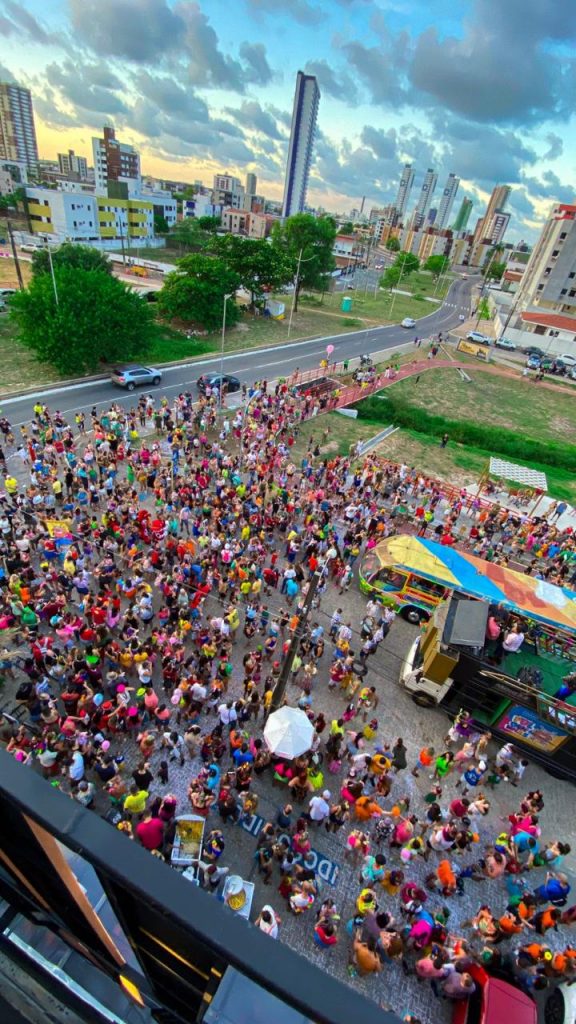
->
xmin=123 ymin=785 xmax=149 ymax=818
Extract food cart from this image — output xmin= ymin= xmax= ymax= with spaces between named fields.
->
xmin=170 ymin=815 xmax=205 ymax=885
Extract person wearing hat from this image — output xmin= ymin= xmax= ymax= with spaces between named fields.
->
xmin=307 ymin=790 xmax=331 ymax=826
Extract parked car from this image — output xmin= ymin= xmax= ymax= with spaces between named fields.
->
xmin=495 ymin=338 xmax=516 ymax=350
xmin=196 ymin=373 xmax=241 ymax=395
xmin=0 ymin=288 xmax=16 ymax=299
xmin=526 ymin=354 xmax=542 ymax=369
xmin=110 ymin=365 xmax=163 ymax=390
xmin=522 ymin=345 xmax=545 ymax=357
xmin=451 ymin=961 xmax=536 ymax=1024
xmin=466 ymin=331 xmax=491 ymax=345
xmin=559 ymin=353 xmax=576 ymax=367
xmin=401 ymin=317 xmax=416 ymax=328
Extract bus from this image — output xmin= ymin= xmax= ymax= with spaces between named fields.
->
xmin=366 ymin=535 xmax=576 ymax=778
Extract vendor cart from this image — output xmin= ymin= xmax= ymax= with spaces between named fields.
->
xmin=170 ymin=815 xmax=205 ymax=885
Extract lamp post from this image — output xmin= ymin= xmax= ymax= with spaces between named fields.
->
xmin=43 ymin=235 xmax=59 ymax=307
xmin=219 ymin=293 xmax=233 ymax=407
xmin=287 ymin=248 xmax=316 ymax=340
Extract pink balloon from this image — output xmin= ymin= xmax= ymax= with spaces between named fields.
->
xmin=101 ymin=740 xmax=110 ymax=751
xmin=326 ymin=344 xmax=334 ymax=354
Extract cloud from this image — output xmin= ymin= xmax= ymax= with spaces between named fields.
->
xmin=179 ymin=3 xmax=247 ymax=91
xmin=430 ymin=114 xmax=539 ymax=184
xmin=342 ymin=36 xmax=410 ymax=107
xmin=45 ymin=59 xmax=128 ymax=116
xmin=543 ymin=133 xmax=563 ymax=161
xmin=239 ymin=42 xmax=274 ymax=85
xmin=521 ymin=171 xmax=575 ymax=206
xmin=132 ymin=71 xmax=209 ymax=121
xmin=69 ymin=0 xmax=184 ymax=62
xmin=304 ymin=59 xmax=358 ymax=104
xmin=246 ymin=0 xmax=322 ymax=26
xmin=224 ymin=100 xmax=283 ymax=140
xmin=360 ymin=125 xmax=397 ymax=161
xmin=33 ymin=89 xmax=79 ymax=130
xmin=408 ymin=0 xmax=576 ymax=125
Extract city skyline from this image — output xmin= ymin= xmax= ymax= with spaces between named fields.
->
xmin=0 ymin=0 xmax=573 ymax=243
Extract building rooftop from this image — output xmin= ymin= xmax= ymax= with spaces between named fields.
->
xmin=522 ymin=311 xmax=576 ymax=332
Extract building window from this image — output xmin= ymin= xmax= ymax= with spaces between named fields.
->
xmin=552 ymin=250 xmax=559 ymax=257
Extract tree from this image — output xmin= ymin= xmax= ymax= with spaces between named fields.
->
xmin=271 ymin=213 xmax=336 ymax=310
xmin=31 ymin=242 xmax=112 ymax=277
xmin=154 ymin=214 xmax=169 ymax=235
xmin=10 ymin=267 xmax=154 ymax=374
xmin=385 ymin=236 xmax=401 ymax=252
xmin=424 ymin=254 xmax=450 ymax=278
xmin=211 ymin=235 xmax=293 ymax=305
xmin=169 ymin=218 xmax=210 ymax=254
xmin=381 ymin=266 xmax=402 ymax=290
xmin=339 ymin=221 xmax=354 ymax=235
xmin=197 ymin=215 xmax=221 ymax=232
xmin=157 ymin=254 xmax=241 ymax=332
xmin=394 ymin=251 xmax=420 ymax=275
xmin=484 ymin=261 xmax=506 ymax=282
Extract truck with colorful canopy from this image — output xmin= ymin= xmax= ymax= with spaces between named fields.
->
xmin=361 ymin=535 xmax=576 ymax=779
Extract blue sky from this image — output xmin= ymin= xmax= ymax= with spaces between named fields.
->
xmin=1 ymin=0 xmax=575 ymax=241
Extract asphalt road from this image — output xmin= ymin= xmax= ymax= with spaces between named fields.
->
xmin=2 ymin=275 xmax=478 ymax=426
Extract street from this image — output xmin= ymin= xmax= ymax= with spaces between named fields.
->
xmin=1 ymin=276 xmax=476 ymax=426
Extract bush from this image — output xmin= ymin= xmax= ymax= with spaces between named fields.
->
xmin=354 ymin=394 xmax=576 ymax=471
xmin=412 ymin=294 xmax=424 ymax=301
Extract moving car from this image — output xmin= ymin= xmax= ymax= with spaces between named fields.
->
xmin=495 ymin=338 xmax=516 ymax=350
xmin=522 ymin=345 xmax=545 ymax=357
xmin=466 ymin=331 xmax=491 ymax=345
xmin=401 ymin=317 xmax=416 ymax=328
xmin=110 ymin=364 xmax=162 ymax=390
xmin=458 ymin=314 xmax=466 ymax=321
xmin=196 ymin=373 xmax=241 ymax=395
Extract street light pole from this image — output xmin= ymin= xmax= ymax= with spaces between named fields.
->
xmin=220 ymin=293 xmax=233 ymax=407
xmin=270 ymin=570 xmax=321 ymax=712
xmin=45 ymin=238 xmax=59 ymax=307
xmin=287 ymin=247 xmax=303 ymax=340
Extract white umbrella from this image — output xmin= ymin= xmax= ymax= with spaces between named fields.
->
xmin=263 ymin=706 xmax=314 ymax=760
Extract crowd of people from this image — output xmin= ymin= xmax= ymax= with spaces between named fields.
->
xmin=0 ymin=372 xmax=575 ymax=1023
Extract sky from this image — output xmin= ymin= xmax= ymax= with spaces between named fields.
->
xmin=0 ymin=0 xmax=575 ymax=243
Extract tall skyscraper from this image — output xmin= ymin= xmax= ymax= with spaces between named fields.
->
xmin=0 ymin=81 xmax=38 ymax=170
xmin=92 ymin=126 xmax=141 ymax=195
xmin=452 ymin=196 xmax=473 ymax=232
xmin=245 ymin=172 xmax=257 ymax=195
xmin=436 ymin=172 xmax=460 ymax=229
xmin=282 ymin=71 xmax=320 ymax=219
xmin=413 ymin=168 xmax=437 ymax=230
xmin=473 ymin=184 xmax=511 ymax=245
xmin=514 ymin=204 xmax=576 ymax=318
xmin=394 ymin=164 xmax=414 ymax=220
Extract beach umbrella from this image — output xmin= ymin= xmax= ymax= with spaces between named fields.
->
xmin=263 ymin=706 xmax=314 ymax=760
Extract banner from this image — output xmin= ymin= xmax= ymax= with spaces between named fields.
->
xmin=497 ymin=704 xmax=567 ymax=753
xmin=45 ymin=519 xmax=73 ymax=537
xmin=457 ymin=339 xmax=491 ymax=361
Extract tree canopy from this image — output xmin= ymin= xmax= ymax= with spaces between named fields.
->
xmin=380 ymin=265 xmax=402 ymax=290
xmin=211 ymin=235 xmax=293 ymax=304
xmin=271 ymin=213 xmax=336 ymax=309
xmin=169 ymin=218 xmax=211 ymax=254
xmin=10 ymin=266 xmax=154 ymax=375
xmin=197 ymin=215 xmax=221 ymax=232
xmin=339 ymin=221 xmax=354 ymax=235
xmin=424 ymin=254 xmax=450 ymax=278
xmin=394 ymin=251 xmax=420 ymax=274
xmin=385 ymin=236 xmax=401 ymax=252
xmin=484 ymin=261 xmax=506 ymax=281
xmin=157 ymin=254 xmax=241 ymax=332
xmin=31 ymin=242 xmax=112 ymax=277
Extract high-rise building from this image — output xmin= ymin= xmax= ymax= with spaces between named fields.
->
xmin=281 ymin=71 xmax=320 ymax=219
xmin=452 ymin=196 xmax=473 ymax=232
xmin=0 ymin=82 xmax=38 ymax=171
xmin=92 ymin=126 xmax=141 ymax=196
xmin=394 ymin=163 xmax=414 ymax=220
xmin=485 ymin=211 xmax=510 ymax=245
xmin=57 ymin=149 xmax=88 ymax=181
xmin=514 ymin=204 xmax=576 ymax=319
xmin=412 ymin=168 xmax=437 ymax=230
xmin=436 ymin=172 xmax=460 ymax=229
xmin=473 ymin=184 xmax=511 ymax=246
xmin=245 ymin=172 xmax=257 ymax=195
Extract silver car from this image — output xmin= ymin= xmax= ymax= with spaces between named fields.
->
xmin=110 ymin=364 xmax=163 ymax=390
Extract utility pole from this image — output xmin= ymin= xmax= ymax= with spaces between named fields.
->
xmin=6 ymin=220 xmax=24 ymax=290
xmin=45 ymin=237 xmax=59 ymax=306
xmin=271 ymin=570 xmax=321 ymax=712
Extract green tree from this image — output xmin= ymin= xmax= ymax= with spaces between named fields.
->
xmin=424 ymin=254 xmax=450 ymax=278
xmin=197 ymin=215 xmax=221 ymax=232
xmin=339 ymin=221 xmax=354 ymax=235
xmin=385 ymin=236 xmax=401 ymax=252
xmin=211 ymin=235 xmax=293 ymax=305
xmin=0 ymin=188 xmax=25 ymax=211
xmin=271 ymin=213 xmax=336 ymax=310
xmin=169 ymin=218 xmax=209 ymax=254
xmin=154 ymin=214 xmax=169 ymax=234
xmin=31 ymin=242 xmax=112 ymax=277
xmin=484 ymin=260 xmax=506 ymax=282
xmin=157 ymin=254 xmax=241 ymax=332
xmin=394 ymin=251 xmax=420 ymax=275
xmin=381 ymin=266 xmax=402 ymax=290
xmin=10 ymin=267 xmax=154 ymax=374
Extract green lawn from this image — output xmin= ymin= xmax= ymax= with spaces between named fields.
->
xmin=386 ymin=368 xmax=575 ymax=444
xmin=299 ymin=269 xmax=455 ymax=327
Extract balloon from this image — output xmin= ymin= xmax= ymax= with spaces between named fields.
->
xmin=326 ymin=344 xmax=335 ymax=354
xmin=101 ymin=739 xmax=110 ymax=751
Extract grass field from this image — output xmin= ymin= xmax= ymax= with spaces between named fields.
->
xmin=385 ymin=367 xmax=575 ymax=444
xmin=299 ymin=269 xmax=455 ymax=327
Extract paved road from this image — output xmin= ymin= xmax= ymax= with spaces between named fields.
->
xmin=2 ymin=275 xmax=477 ymax=426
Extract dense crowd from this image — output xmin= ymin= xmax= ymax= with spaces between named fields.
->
xmin=1 ymin=374 xmax=575 ymax=1022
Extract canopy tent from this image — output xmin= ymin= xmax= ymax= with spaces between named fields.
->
xmin=263 ymin=706 xmax=314 ymax=760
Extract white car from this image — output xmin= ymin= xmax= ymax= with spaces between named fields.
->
xmin=559 ymin=353 xmax=576 ymax=367
xmin=458 ymin=314 xmax=466 ymax=321
xmin=401 ymin=317 xmax=416 ymax=328
xmin=466 ymin=331 xmax=491 ymax=346
xmin=495 ymin=338 xmax=516 ymax=350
